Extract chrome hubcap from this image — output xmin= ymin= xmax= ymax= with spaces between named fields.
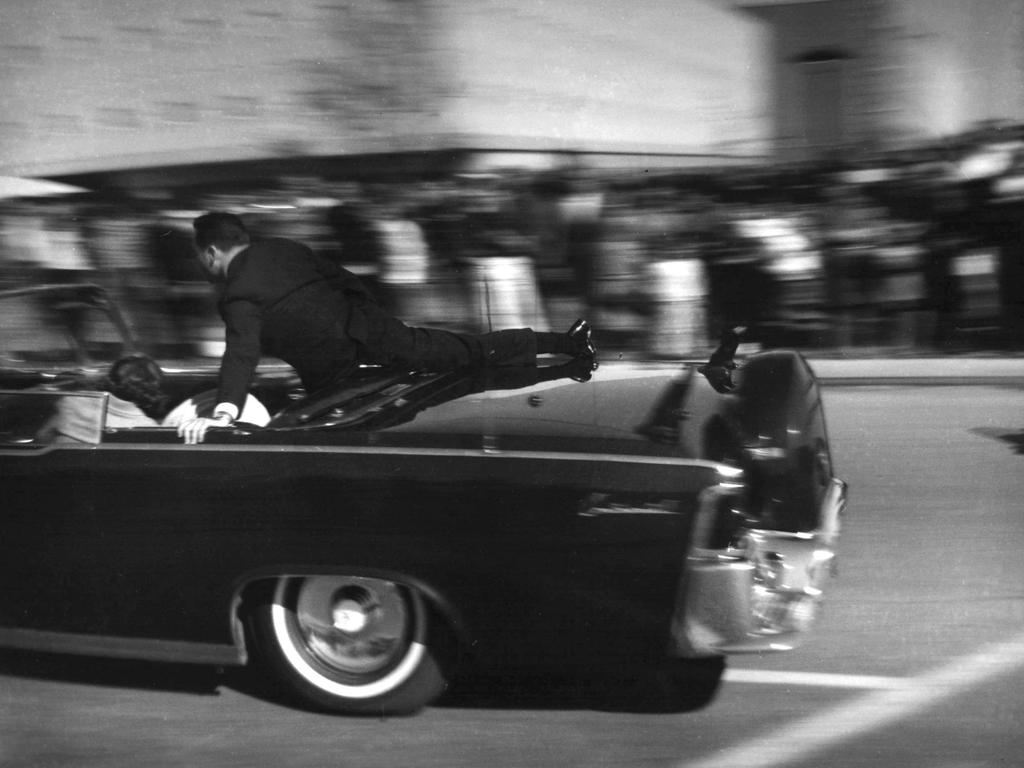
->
xmin=292 ymin=576 xmax=411 ymax=675
xmin=330 ymin=585 xmax=377 ymax=633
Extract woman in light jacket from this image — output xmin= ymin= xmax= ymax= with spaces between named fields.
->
xmin=39 ymin=355 xmax=167 ymax=443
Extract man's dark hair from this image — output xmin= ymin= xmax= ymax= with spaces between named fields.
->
xmin=193 ymin=211 xmax=250 ymax=251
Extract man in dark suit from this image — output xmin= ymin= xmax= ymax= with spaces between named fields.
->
xmin=177 ymin=212 xmax=597 ymax=443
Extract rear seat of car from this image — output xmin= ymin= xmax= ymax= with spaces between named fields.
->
xmin=161 ymin=390 xmax=270 ymax=428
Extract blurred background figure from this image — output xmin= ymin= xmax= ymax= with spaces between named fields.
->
xmin=86 ymin=202 xmax=169 ymax=351
xmin=370 ymin=190 xmax=444 ymax=325
xmin=4 ymin=144 xmax=1024 ymax=366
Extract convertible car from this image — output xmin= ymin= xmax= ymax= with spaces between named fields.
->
xmin=0 ymin=285 xmax=847 ymax=715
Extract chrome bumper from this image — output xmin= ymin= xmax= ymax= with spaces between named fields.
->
xmin=671 ymin=477 xmax=848 ymax=656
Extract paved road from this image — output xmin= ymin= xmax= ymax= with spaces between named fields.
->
xmin=1 ymin=384 xmax=1022 ymax=768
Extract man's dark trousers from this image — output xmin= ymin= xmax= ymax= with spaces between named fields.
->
xmin=354 ymin=302 xmax=538 ymax=372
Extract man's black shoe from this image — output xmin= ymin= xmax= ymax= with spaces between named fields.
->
xmin=706 ymin=326 xmax=745 ymax=368
xmin=565 ymin=354 xmax=598 ymax=383
xmin=698 ymin=326 xmax=745 ymax=393
xmin=567 ymin=318 xmax=597 ymax=360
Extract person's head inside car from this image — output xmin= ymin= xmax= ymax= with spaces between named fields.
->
xmin=104 ymin=354 xmax=168 ymax=421
xmin=36 ymin=354 xmax=167 ymax=443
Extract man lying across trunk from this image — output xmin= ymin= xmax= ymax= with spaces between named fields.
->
xmin=177 ymin=212 xmax=597 ymax=444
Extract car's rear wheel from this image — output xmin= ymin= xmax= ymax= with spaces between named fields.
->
xmin=247 ymin=575 xmax=450 ymax=715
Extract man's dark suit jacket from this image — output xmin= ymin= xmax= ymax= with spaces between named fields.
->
xmin=216 ymin=238 xmax=374 ymax=410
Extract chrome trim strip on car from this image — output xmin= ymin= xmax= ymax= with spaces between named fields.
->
xmin=579 ymin=505 xmax=681 ymax=516
xmin=89 ymin=441 xmax=741 ymax=472
xmin=0 ymin=626 xmax=245 ymax=666
xmin=672 ymin=477 xmax=848 ymax=657
xmin=0 ymin=443 xmax=98 ymax=455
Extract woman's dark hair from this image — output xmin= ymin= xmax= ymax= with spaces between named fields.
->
xmin=193 ymin=211 xmax=250 ymax=251
xmin=103 ymin=355 xmax=168 ymax=419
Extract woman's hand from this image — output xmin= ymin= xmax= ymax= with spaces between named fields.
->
xmin=176 ymin=412 xmax=232 ymax=444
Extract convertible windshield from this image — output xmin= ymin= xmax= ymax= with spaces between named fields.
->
xmin=0 ymin=285 xmax=131 ymax=368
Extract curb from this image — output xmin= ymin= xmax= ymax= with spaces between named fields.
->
xmin=807 ymin=358 xmax=1024 ymax=385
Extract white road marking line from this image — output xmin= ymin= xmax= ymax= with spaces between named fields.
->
xmin=682 ymin=629 xmax=1024 ymax=768
xmin=724 ymin=669 xmax=907 ymax=690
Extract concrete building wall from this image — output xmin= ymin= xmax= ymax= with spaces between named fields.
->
xmin=741 ymin=0 xmax=1024 ymax=160
xmin=887 ymin=0 xmax=1024 ymax=137
xmin=745 ymin=0 xmax=895 ymax=158
xmin=0 ymin=0 xmax=770 ymax=178
xmin=0 ymin=0 xmax=459 ymax=176
xmin=441 ymin=0 xmax=770 ymax=156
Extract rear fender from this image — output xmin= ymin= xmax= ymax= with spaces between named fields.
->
xmin=732 ymin=351 xmax=833 ymax=531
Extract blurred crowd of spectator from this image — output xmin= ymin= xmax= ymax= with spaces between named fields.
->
xmin=3 ymin=124 xmax=1024 ymax=360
